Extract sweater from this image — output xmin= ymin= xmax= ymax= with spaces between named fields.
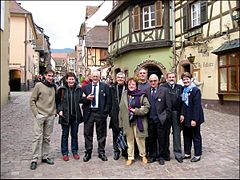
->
xmin=30 ymin=82 xmax=57 ymax=117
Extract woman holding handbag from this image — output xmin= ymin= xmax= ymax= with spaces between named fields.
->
xmin=119 ymin=77 xmax=150 ymax=166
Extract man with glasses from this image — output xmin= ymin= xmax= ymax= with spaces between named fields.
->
xmin=146 ymin=74 xmax=171 ymax=165
xmin=81 ymin=71 xmax=111 ymax=162
xmin=162 ymin=72 xmax=183 ymax=163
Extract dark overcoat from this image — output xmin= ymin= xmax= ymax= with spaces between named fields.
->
xmin=181 ymin=87 xmax=205 ymax=127
xmin=146 ymin=85 xmax=171 ymax=125
xmin=56 ymin=85 xmax=84 ymax=125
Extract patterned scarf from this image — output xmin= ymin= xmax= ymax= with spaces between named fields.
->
xmin=182 ymin=82 xmax=196 ymax=106
xmin=127 ymin=89 xmax=146 ymax=132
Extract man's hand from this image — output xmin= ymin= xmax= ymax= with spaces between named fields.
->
xmin=180 ymin=115 xmax=184 ymax=123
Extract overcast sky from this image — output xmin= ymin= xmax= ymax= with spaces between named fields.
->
xmin=19 ymin=1 xmax=107 ymax=49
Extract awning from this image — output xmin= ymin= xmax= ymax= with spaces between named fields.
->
xmin=212 ymin=39 xmax=240 ymax=55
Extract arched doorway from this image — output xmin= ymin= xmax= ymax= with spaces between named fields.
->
xmin=9 ymin=70 xmax=21 ymax=91
xmin=146 ymin=65 xmax=162 ymax=80
xmin=134 ymin=60 xmax=167 ymax=80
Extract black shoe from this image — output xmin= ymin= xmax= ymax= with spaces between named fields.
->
xmin=148 ymin=157 xmax=156 ymax=163
xmin=175 ymin=157 xmax=183 ymax=163
xmin=98 ymin=154 xmax=108 ymax=161
xmin=30 ymin=162 xmax=37 ymax=170
xmin=164 ymin=157 xmax=170 ymax=161
xmin=190 ymin=156 xmax=201 ymax=162
xmin=42 ymin=158 xmax=54 ymax=165
xmin=182 ymin=154 xmax=191 ymax=159
xmin=83 ymin=153 xmax=91 ymax=162
xmin=159 ymin=159 xmax=165 ymax=165
xmin=113 ymin=152 xmax=120 ymax=160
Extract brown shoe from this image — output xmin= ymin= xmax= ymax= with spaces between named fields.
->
xmin=142 ymin=157 xmax=148 ymax=164
xmin=126 ymin=160 xmax=133 ymax=166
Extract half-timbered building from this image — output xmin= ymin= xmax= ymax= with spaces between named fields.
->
xmin=104 ymin=0 xmax=173 ymax=79
xmin=174 ymin=0 xmax=239 ymax=114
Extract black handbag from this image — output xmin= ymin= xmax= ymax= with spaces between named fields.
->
xmin=117 ymin=130 xmax=128 ymax=151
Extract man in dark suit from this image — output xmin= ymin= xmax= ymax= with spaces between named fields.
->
xmin=109 ymin=72 xmax=127 ymax=160
xmin=81 ymin=71 xmax=110 ymax=162
xmin=146 ymin=74 xmax=171 ymax=165
xmin=162 ymin=72 xmax=183 ymax=163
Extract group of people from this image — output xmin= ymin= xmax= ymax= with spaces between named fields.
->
xmin=29 ymin=67 xmax=204 ymax=170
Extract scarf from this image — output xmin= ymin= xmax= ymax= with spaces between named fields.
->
xmin=41 ymin=79 xmax=56 ymax=91
xmin=182 ymin=82 xmax=196 ymax=106
xmin=127 ymin=89 xmax=146 ymax=132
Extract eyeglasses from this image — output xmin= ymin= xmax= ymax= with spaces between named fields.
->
xmin=149 ymin=80 xmax=157 ymax=83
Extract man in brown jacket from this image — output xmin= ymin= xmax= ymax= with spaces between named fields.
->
xmin=29 ymin=68 xmax=57 ymax=170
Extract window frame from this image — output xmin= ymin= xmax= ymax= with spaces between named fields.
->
xmin=218 ymin=51 xmax=240 ymax=93
xmin=142 ymin=4 xmax=156 ymax=30
xmin=191 ymin=1 xmax=201 ymax=28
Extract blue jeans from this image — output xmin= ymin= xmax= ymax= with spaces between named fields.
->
xmin=61 ymin=117 xmax=79 ymax=155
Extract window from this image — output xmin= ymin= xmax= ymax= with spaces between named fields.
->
xmin=191 ymin=2 xmax=200 ymax=27
xmin=1 ymin=1 xmax=5 ymax=31
xmin=109 ymin=20 xmax=118 ymax=43
xmin=183 ymin=1 xmax=208 ymax=32
xmin=132 ymin=1 xmax=162 ymax=32
xmin=218 ymin=52 xmax=239 ymax=93
xmin=142 ymin=5 xmax=155 ymax=29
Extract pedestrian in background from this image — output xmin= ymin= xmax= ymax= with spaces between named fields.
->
xmin=180 ymin=72 xmax=204 ymax=162
xmin=81 ymin=71 xmax=111 ymax=162
xmin=109 ymin=72 xmax=127 ymax=160
xmin=29 ymin=68 xmax=57 ymax=170
xmin=56 ymin=72 xmax=84 ymax=161
xmin=146 ymin=74 xmax=171 ymax=165
xmin=81 ymin=74 xmax=92 ymax=88
xmin=119 ymin=77 xmax=150 ymax=166
xmin=162 ymin=72 xmax=183 ymax=163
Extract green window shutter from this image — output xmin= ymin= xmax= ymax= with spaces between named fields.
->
xmin=200 ymin=1 xmax=208 ymax=24
xmin=183 ymin=4 xmax=189 ymax=32
xmin=155 ymin=0 xmax=163 ymax=27
xmin=132 ymin=5 xmax=140 ymax=31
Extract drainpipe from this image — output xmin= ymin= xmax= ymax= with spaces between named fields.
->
xmin=172 ymin=0 xmax=176 ymax=74
xmin=24 ymin=13 xmax=28 ymax=91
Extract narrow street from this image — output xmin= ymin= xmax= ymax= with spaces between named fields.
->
xmin=1 ymin=92 xmax=239 ymax=179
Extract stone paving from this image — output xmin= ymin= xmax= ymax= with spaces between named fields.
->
xmin=0 ymin=92 xmax=239 ymax=179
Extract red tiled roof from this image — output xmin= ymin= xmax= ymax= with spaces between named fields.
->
xmin=85 ymin=26 xmax=108 ymax=48
xmin=51 ymin=53 xmax=68 ymax=59
xmin=86 ymin=6 xmax=99 ymax=19
xmin=10 ymin=1 xmax=30 ymax=14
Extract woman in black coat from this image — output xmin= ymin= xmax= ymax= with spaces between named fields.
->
xmin=57 ymin=72 xmax=84 ymax=161
xmin=180 ymin=72 xmax=204 ymax=162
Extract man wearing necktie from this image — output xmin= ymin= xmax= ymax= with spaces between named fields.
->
xmin=81 ymin=71 xmax=110 ymax=162
xmin=162 ymin=72 xmax=184 ymax=163
xmin=146 ymin=74 xmax=171 ymax=165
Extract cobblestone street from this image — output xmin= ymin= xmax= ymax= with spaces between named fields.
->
xmin=1 ymin=92 xmax=239 ymax=179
